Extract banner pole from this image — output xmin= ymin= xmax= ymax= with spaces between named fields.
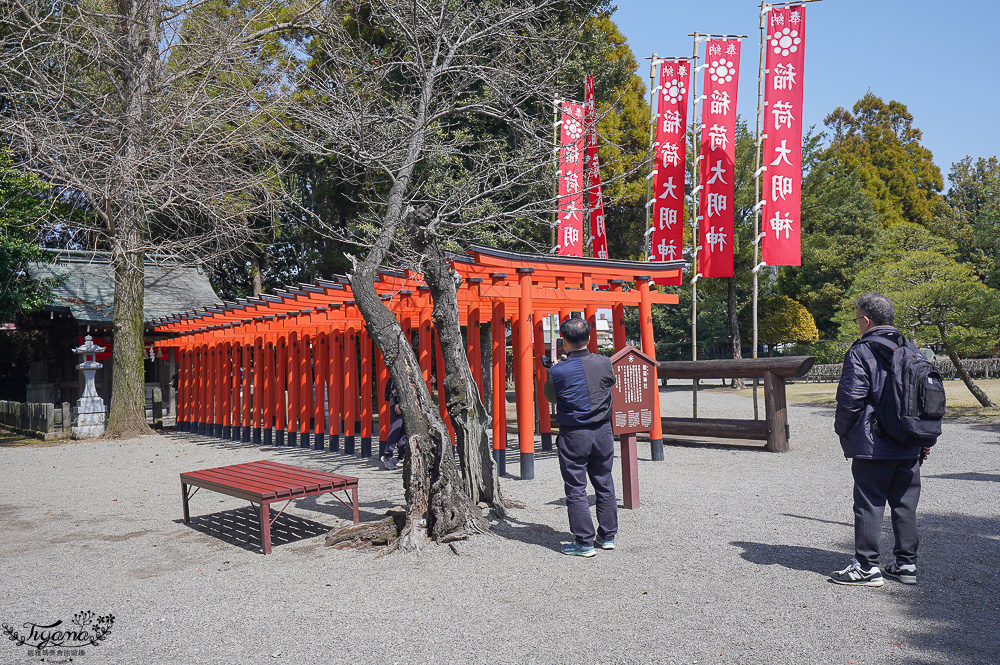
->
xmin=752 ymin=3 xmax=768 ymax=420
xmin=585 ymin=79 xmax=591 ymax=258
xmin=550 ymin=97 xmax=559 ymax=413
xmin=689 ymin=32 xmax=701 ymax=418
xmin=643 ymin=54 xmax=658 ymax=261
xmin=551 ymin=99 xmax=560 ymax=252
xmin=584 ymin=78 xmax=592 ymax=259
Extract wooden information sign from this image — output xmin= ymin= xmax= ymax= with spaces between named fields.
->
xmin=610 ymin=345 xmax=658 ymax=509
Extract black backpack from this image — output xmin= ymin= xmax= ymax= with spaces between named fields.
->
xmin=861 ymin=336 xmax=945 ymax=446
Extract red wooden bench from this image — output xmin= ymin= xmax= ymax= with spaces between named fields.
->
xmin=181 ymin=460 xmax=359 ymax=554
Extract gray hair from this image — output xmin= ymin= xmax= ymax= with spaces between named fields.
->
xmin=855 ymin=292 xmax=894 ymax=326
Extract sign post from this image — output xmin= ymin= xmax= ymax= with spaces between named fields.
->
xmin=610 ymin=345 xmax=659 ymax=509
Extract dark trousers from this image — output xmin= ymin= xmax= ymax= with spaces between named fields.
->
xmin=382 ymin=411 xmax=406 ymax=460
xmin=556 ymin=421 xmax=618 ymax=546
xmin=851 ymin=458 xmax=921 ymax=570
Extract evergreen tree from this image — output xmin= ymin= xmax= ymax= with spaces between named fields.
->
xmin=0 ymin=149 xmax=69 ymax=321
xmin=935 ymin=155 xmax=1000 ymax=289
xmin=745 ymin=295 xmax=819 ymax=355
xmin=838 ymin=229 xmax=999 ymax=407
xmin=564 ymin=14 xmax=651 ymax=259
xmin=777 ymin=139 xmax=884 ymax=338
xmin=823 ymin=92 xmax=942 ymax=226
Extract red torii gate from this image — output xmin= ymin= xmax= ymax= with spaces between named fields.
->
xmin=151 ymin=245 xmax=681 ymax=479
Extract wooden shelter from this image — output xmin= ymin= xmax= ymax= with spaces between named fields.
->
xmin=151 ymin=245 xmax=682 ymax=479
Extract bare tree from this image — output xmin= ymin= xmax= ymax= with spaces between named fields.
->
xmin=0 ymin=0 xmax=318 ymax=436
xmin=294 ymin=0 xmax=590 ymax=548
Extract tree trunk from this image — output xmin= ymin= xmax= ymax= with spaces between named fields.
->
xmin=406 ymin=209 xmax=504 ymax=513
xmin=350 ymin=217 xmax=487 ymax=549
xmin=943 ymin=346 xmax=996 ymax=407
xmin=105 ymin=0 xmax=156 ymax=439
xmin=249 ymin=252 xmax=263 ymax=297
xmin=105 ymin=224 xmax=153 ymax=438
xmin=346 ymin=62 xmax=486 ymax=549
xmin=727 ymin=278 xmax=745 ymax=390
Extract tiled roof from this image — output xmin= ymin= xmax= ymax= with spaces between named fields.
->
xmin=29 ymin=250 xmax=220 ymax=325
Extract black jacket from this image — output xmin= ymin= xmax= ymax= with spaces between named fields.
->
xmin=834 ymin=326 xmax=923 ymax=460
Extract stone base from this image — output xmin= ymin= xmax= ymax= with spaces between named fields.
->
xmin=72 ymin=423 xmax=105 ymax=439
xmin=73 ymin=396 xmax=106 ymax=439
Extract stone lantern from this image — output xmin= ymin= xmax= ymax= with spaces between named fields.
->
xmin=72 ymin=335 xmax=106 ymax=439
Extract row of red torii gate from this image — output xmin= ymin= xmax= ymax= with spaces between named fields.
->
xmin=151 ymin=245 xmax=682 ymax=479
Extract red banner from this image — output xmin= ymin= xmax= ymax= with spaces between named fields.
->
xmin=585 ymin=74 xmax=608 ymax=259
xmin=697 ymin=39 xmax=741 ymax=278
xmin=650 ymin=60 xmax=689 ymax=283
xmin=762 ymin=4 xmax=806 ymax=266
xmin=556 ymin=101 xmax=585 ymax=256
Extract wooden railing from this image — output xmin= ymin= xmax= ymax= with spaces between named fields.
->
xmin=657 ymin=356 xmax=815 ymax=452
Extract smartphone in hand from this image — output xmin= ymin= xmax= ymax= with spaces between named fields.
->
xmin=540 ymin=354 xmax=552 ymax=369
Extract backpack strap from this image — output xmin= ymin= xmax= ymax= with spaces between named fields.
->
xmin=862 ymin=336 xmax=901 ymax=353
xmin=855 ymin=335 xmax=901 ymax=374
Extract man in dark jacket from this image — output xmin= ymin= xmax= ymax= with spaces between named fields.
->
xmin=543 ymin=317 xmax=617 ymax=557
xmin=830 ymin=292 xmax=929 ymax=587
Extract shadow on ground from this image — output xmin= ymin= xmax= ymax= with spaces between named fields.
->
xmin=163 ymin=431 xmax=387 ymax=475
xmin=737 ymin=510 xmax=1000 ymax=665
xmin=0 ymin=430 xmax=71 ymax=448
xmin=781 ymin=512 xmax=852 ymax=528
xmin=661 ymin=437 xmax=768 ymax=452
xmin=896 ymin=511 xmax=1000 ymax=665
xmin=731 ymin=541 xmax=845 ymax=575
xmin=176 ymin=506 xmax=332 ymax=554
xmin=962 ymin=420 xmax=1000 ymax=440
xmin=923 ymin=471 xmax=1000 ymax=483
xmin=492 ymin=512 xmax=567 ymax=553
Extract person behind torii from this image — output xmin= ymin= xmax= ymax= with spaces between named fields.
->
xmin=381 ymin=376 xmax=406 ymax=470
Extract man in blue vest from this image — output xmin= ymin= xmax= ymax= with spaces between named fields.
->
xmin=543 ymin=317 xmax=618 ymax=557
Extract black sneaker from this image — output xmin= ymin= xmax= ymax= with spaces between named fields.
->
xmin=884 ymin=562 xmax=917 ymax=584
xmin=829 ymin=560 xmax=884 ymax=587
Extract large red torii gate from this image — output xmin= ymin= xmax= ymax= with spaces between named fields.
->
xmin=151 ymin=245 xmax=681 ymax=479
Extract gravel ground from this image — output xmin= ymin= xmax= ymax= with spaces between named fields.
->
xmin=1 ymin=387 xmax=998 ymax=665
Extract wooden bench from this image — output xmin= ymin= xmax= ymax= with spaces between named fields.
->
xmin=181 ymin=460 xmax=359 ymax=554
xmin=657 ymin=356 xmax=815 ymax=452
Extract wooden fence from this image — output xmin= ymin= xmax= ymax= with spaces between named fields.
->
xmin=657 ymin=356 xmax=815 ymax=452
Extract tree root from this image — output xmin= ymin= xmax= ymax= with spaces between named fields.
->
xmin=325 ymin=508 xmax=406 ymax=550
xmin=102 ymin=422 xmax=154 ymax=441
xmin=502 ymin=497 xmax=528 ymax=510
xmin=326 ymin=508 xmax=492 ymax=552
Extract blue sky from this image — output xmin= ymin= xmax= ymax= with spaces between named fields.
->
xmin=611 ymin=0 xmax=1000 ymax=188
